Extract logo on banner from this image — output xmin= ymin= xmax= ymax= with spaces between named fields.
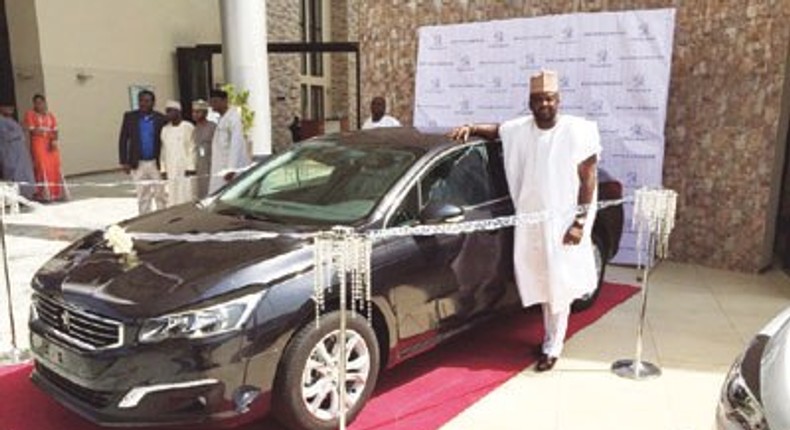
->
xmin=626 ymin=171 xmax=639 ymax=187
xmin=455 ymin=98 xmax=474 ymax=115
xmin=457 ymin=55 xmax=474 ymax=72
xmin=558 ymin=26 xmax=579 ymax=44
xmin=520 ymin=53 xmax=539 ymax=70
xmin=597 ymin=49 xmax=608 ymax=63
xmin=587 ymin=99 xmax=607 ymax=117
xmin=559 ymin=75 xmax=576 ymax=93
xmin=630 ymin=22 xmax=657 ymax=41
xmin=489 ymin=76 xmax=508 ymax=94
xmin=428 ymin=33 xmax=445 ymax=50
xmin=627 ymin=73 xmax=652 ymax=93
xmin=590 ymin=48 xmax=613 ymax=68
xmin=639 ymin=23 xmax=651 ymax=37
xmin=489 ymin=30 xmax=509 ymax=48
xmin=626 ymin=123 xmax=652 ymax=141
xmin=426 ymin=77 xmax=444 ymax=94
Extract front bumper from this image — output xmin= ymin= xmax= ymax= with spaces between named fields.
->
xmin=29 ymin=324 xmax=276 ymax=427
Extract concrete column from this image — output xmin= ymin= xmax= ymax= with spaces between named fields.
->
xmin=220 ymin=0 xmax=272 ymax=156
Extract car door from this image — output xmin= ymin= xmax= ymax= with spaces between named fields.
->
xmin=377 ymin=142 xmax=514 ymax=359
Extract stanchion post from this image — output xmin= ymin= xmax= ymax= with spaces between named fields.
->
xmin=611 ymin=230 xmax=661 ymax=379
xmin=338 ymin=229 xmax=348 ymax=430
xmin=0 ymin=188 xmax=21 ymax=362
xmin=611 ymin=188 xmax=676 ymax=380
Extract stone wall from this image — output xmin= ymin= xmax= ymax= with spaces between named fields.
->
xmin=329 ymin=0 xmax=361 ymax=129
xmin=267 ymin=0 xmax=301 ymax=152
xmin=330 ymin=0 xmax=349 ymax=124
xmin=357 ymin=0 xmax=790 ymax=272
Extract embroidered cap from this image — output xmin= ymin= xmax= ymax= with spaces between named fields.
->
xmin=529 ymin=70 xmax=559 ymax=94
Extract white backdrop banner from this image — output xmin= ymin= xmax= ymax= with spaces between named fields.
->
xmin=414 ymin=8 xmax=676 ymax=265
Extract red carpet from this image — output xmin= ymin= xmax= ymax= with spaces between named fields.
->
xmin=0 ymin=283 xmax=637 ymax=430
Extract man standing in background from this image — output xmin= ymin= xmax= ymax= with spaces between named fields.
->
xmin=208 ymin=89 xmax=250 ymax=193
xmin=191 ymin=99 xmax=215 ymax=199
xmin=0 ymin=104 xmax=35 ymax=199
xmin=159 ymin=100 xmax=195 ymax=206
xmin=362 ymin=96 xmax=401 ymax=129
xmin=118 ymin=90 xmax=167 ymax=214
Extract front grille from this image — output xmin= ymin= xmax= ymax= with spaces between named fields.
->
xmin=36 ymin=363 xmax=115 ymax=408
xmin=34 ymin=294 xmax=123 ymax=350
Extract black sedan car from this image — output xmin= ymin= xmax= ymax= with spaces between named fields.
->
xmin=29 ymin=128 xmax=623 ymax=430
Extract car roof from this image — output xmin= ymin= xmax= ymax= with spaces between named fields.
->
xmin=314 ymin=127 xmax=470 ymax=154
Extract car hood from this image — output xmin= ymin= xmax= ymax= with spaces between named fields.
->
xmin=32 ymin=204 xmax=317 ymax=320
xmin=761 ymin=307 xmax=790 ymax=430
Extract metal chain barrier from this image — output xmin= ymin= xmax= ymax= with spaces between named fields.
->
xmin=1 ymin=174 xmax=666 ymax=429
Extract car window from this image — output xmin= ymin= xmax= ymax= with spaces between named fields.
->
xmin=422 ymin=145 xmax=492 ymax=208
xmin=214 ymin=140 xmax=418 ymax=224
xmin=389 ymin=143 xmax=496 ymax=226
xmin=255 ymin=158 xmax=334 ymax=195
xmin=485 ymin=141 xmax=510 ymax=200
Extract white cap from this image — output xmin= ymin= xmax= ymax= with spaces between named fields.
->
xmin=165 ymin=100 xmax=182 ymax=111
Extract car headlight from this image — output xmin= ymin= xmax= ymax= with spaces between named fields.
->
xmin=138 ymin=290 xmax=266 ymax=343
xmin=720 ymin=355 xmax=768 ymax=430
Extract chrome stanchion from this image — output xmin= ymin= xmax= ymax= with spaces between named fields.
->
xmin=611 ymin=188 xmax=677 ymax=381
xmin=0 ymin=188 xmax=23 ymax=363
xmin=611 ymin=231 xmax=661 ymax=379
xmin=337 ymin=229 xmax=348 ymax=430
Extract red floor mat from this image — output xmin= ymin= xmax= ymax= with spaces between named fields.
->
xmin=0 ymin=282 xmax=638 ymax=430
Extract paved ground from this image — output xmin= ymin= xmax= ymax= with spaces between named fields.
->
xmin=1 ymin=174 xmax=788 ymax=430
xmin=0 ymin=173 xmax=137 ymax=357
xmin=443 ymin=264 xmax=790 ymax=430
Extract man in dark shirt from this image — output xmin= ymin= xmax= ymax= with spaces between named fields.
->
xmin=118 ymin=90 xmax=167 ymax=214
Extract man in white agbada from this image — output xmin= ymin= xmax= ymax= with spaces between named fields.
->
xmin=159 ymin=101 xmax=196 ymax=206
xmin=361 ymin=96 xmax=401 ymax=129
xmin=208 ymin=89 xmax=251 ymax=193
xmin=450 ymin=70 xmax=601 ymax=372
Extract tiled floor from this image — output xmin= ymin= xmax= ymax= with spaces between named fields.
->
xmin=442 ymin=264 xmax=790 ymax=430
xmin=1 ymin=180 xmax=789 ymax=430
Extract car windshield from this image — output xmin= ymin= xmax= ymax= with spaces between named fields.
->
xmin=212 ymin=139 xmax=418 ymax=224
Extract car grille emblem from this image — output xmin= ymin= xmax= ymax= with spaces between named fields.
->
xmin=61 ymin=310 xmax=72 ymax=331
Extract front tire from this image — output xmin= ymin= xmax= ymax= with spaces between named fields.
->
xmin=272 ymin=311 xmax=380 ymax=430
xmin=571 ymin=237 xmax=606 ymax=313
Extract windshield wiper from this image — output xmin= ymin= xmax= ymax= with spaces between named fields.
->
xmin=239 ymin=212 xmax=276 ymax=223
xmin=216 ymin=206 xmax=278 ymax=223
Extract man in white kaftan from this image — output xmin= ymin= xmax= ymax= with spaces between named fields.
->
xmin=160 ymin=101 xmax=196 ymax=206
xmin=209 ymin=90 xmax=251 ymax=194
xmin=450 ymin=70 xmax=601 ymax=371
xmin=362 ymin=96 xmax=401 ymax=129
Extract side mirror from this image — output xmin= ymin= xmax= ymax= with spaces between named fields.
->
xmin=419 ymin=201 xmax=465 ymax=225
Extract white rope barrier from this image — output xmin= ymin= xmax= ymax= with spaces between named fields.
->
xmin=2 ymin=173 xmax=657 ymax=427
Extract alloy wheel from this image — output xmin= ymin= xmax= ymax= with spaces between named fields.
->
xmin=300 ymin=329 xmax=371 ymax=422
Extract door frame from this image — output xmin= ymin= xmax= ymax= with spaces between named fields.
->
xmin=176 ymin=42 xmax=362 ymax=128
xmin=0 ymin=0 xmax=17 ymax=107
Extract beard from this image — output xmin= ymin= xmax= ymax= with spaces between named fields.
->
xmin=533 ymin=107 xmax=557 ymax=123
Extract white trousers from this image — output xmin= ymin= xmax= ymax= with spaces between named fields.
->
xmin=131 ymin=160 xmax=166 ymax=214
xmin=541 ymin=303 xmax=571 ymax=358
